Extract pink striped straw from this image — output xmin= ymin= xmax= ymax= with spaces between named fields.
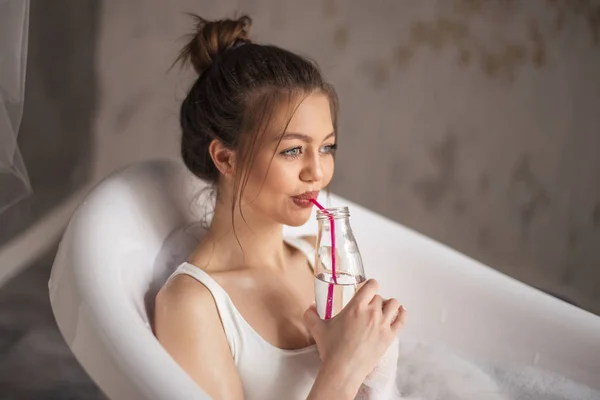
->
xmin=310 ymin=198 xmax=337 ymax=320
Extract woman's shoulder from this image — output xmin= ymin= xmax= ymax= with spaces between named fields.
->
xmin=156 ymin=273 xmax=216 ymax=318
xmin=154 ymin=273 xmax=228 ymax=349
xmin=154 ymin=270 xmax=243 ymax=398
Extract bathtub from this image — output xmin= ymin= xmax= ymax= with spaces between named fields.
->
xmin=49 ymin=159 xmax=600 ymax=399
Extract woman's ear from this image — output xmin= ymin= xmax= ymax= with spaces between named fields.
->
xmin=208 ymin=139 xmax=235 ymax=177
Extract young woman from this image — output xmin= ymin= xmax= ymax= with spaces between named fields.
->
xmin=154 ymin=15 xmax=406 ymax=400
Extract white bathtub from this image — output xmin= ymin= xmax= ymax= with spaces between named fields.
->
xmin=49 ymin=159 xmax=600 ymax=399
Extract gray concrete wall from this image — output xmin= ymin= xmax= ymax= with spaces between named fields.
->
xmin=2 ymin=0 xmax=600 ymax=315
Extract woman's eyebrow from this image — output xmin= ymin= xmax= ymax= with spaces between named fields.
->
xmin=277 ymin=131 xmax=335 ymax=142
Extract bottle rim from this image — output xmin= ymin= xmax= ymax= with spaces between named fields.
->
xmin=316 ymin=206 xmax=350 ymax=220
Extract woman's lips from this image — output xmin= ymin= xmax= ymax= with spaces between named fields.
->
xmin=291 ymin=191 xmax=320 ymax=208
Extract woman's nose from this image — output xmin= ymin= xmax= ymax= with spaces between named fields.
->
xmin=300 ymin=153 xmax=324 ymax=183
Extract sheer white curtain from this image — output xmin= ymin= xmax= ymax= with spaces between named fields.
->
xmin=0 ymin=0 xmax=31 ymax=215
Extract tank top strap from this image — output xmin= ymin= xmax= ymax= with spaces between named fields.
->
xmin=284 ymin=236 xmax=316 ymax=271
xmin=166 ymin=262 xmax=242 ymax=361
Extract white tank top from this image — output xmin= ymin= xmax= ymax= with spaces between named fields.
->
xmin=166 ymin=237 xmax=321 ymax=400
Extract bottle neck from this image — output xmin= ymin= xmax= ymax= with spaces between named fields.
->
xmin=316 ymin=206 xmax=349 ymax=221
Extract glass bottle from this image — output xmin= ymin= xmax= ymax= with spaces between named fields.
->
xmin=314 ymin=207 xmax=366 ymax=320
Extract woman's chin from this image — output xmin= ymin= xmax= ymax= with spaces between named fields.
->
xmin=282 ymin=209 xmax=313 ymax=227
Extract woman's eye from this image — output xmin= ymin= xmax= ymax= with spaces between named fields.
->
xmin=281 ymin=146 xmax=303 ymax=158
xmin=320 ymin=143 xmax=338 ymax=154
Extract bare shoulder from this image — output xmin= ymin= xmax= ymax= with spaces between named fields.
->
xmin=154 ymin=273 xmax=244 ymax=399
xmin=156 ymin=274 xmax=212 ymax=309
xmin=154 ymin=273 xmax=222 ymax=329
xmin=299 ymin=235 xmax=317 ymax=249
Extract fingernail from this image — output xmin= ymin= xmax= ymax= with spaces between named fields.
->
xmin=401 ymin=305 xmax=407 ymax=312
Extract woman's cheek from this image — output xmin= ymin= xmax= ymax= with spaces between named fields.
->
xmin=323 ymin=158 xmax=335 ymax=186
xmin=262 ymin=159 xmax=294 ymax=191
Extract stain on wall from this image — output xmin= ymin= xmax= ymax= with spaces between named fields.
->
xmin=508 ymin=154 xmax=550 ymax=237
xmin=390 ymin=0 xmax=600 ymax=82
xmin=413 ymin=133 xmax=458 ymax=211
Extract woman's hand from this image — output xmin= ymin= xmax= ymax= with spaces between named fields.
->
xmin=303 ymin=279 xmax=406 ymax=389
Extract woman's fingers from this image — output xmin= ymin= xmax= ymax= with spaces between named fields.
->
xmin=370 ymin=294 xmax=384 ymax=310
xmin=350 ymin=280 xmax=407 ymax=332
xmin=382 ymin=298 xmax=401 ymax=325
xmin=353 ymin=279 xmax=379 ymax=305
xmin=390 ymin=305 xmax=407 ymax=332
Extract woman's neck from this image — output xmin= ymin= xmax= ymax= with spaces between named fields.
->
xmin=197 ymin=200 xmax=290 ymax=272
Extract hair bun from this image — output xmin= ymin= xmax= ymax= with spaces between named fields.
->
xmin=176 ymin=15 xmax=252 ymax=75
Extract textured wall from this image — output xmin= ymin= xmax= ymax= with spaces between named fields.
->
xmin=30 ymin=0 xmax=600 ymax=313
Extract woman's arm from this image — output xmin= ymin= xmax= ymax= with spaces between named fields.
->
xmin=155 ymin=275 xmax=244 ymax=400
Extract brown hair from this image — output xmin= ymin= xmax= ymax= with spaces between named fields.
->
xmin=176 ymin=15 xmax=338 ymax=218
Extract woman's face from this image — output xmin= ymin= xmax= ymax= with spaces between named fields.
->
xmin=238 ymin=92 xmax=336 ymax=227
